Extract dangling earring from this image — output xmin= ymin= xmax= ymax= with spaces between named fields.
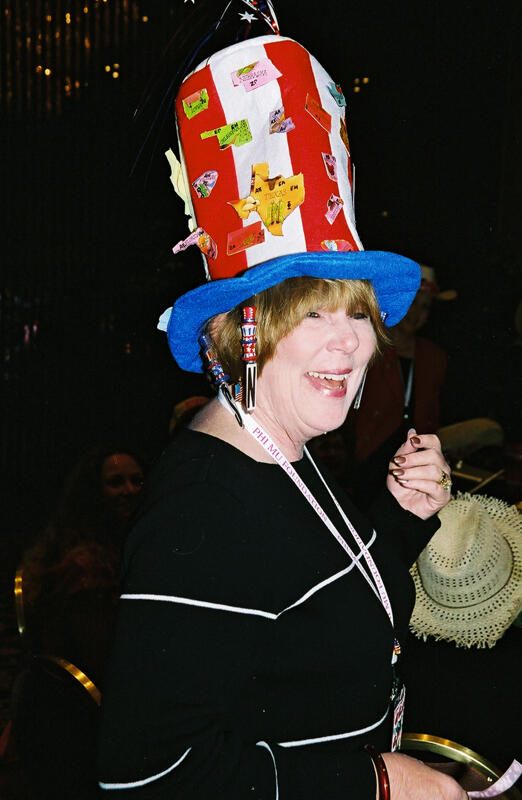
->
xmin=353 ymin=368 xmax=367 ymax=410
xmin=199 ymin=333 xmax=230 ymax=388
xmin=241 ymin=306 xmax=258 ymax=411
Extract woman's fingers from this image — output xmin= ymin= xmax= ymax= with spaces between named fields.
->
xmin=405 ymin=432 xmax=443 ymax=452
xmin=391 ymin=448 xmax=446 ymax=468
xmin=389 ymin=437 xmax=450 ymax=484
xmin=391 ymin=433 xmax=444 ymax=461
xmin=387 ymin=432 xmax=452 ymax=518
xmin=392 ymin=477 xmax=450 ymax=496
xmin=391 ymin=463 xmax=450 ymax=484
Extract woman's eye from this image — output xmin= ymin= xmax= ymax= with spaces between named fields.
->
xmin=351 ymin=311 xmax=369 ymax=320
xmin=306 ymin=311 xmax=320 ymax=318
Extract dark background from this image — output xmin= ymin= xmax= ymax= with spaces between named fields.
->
xmin=1 ymin=0 xmax=521 ymax=773
xmin=2 ymin=0 xmax=521 ymax=570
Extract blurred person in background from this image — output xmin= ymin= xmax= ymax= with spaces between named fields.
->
xmin=9 ymin=443 xmax=147 ymax=799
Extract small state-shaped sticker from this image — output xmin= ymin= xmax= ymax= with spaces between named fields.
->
xmin=201 ymin=119 xmax=252 ymax=149
xmin=305 ymin=93 xmax=331 ymax=133
xmin=227 ymin=221 xmax=265 ymax=255
xmin=231 ymin=58 xmax=282 ymax=92
xmin=339 ymin=117 xmax=350 ymax=153
xmin=269 ymin=105 xmax=295 ymax=134
xmin=192 ymin=170 xmax=218 ymax=198
xmin=182 ymin=88 xmax=209 ymax=119
xmin=172 ymin=227 xmax=217 ymax=260
xmin=322 ymin=153 xmax=338 ymax=182
xmin=328 ymin=81 xmax=346 ymax=107
xmin=321 ymin=239 xmax=355 ymax=252
xmin=229 ymin=163 xmax=304 ymax=237
xmin=325 ymin=194 xmax=344 ymax=225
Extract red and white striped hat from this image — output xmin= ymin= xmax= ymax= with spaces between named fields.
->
xmin=160 ymin=33 xmax=420 ymax=372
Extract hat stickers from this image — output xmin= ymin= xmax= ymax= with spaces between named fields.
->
xmin=182 ymin=88 xmax=209 ymax=119
xmin=304 ymin=92 xmax=331 ymax=133
xmin=169 ymin=35 xmax=361 ymax=276
xmin=200 ymin=119 xmax=253 ymax=149
xmin=192 ymin=170 xmax=218 ymax=199
xmin=231 ymin=57 xmax=281 ymax=91
xmin=228 ymin=162 xmax=304 ymax=237
xmin=269 ymin=105 xmax=295 ymax=134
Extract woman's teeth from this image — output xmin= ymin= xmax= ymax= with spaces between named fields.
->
xmin=307 ymin=371 xmax=349 ymax=381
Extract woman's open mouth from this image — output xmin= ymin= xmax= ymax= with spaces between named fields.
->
xmin=306 ymin=371 xmax=351 ymax=393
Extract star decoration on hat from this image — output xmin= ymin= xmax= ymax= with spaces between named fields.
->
xmin=240 ymin=0 xmax=279 ymax=34
xmin=239 ymin=11 xmax=257 ymax=22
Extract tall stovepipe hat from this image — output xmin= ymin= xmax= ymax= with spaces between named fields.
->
xmin=157 ymin=0 xmax=421 ymax=374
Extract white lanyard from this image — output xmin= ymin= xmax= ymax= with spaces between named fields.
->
xmin=218 ymin=388 xmax=395 ymax=631
xmin=404 ymin=359 xmax=414 ymax=409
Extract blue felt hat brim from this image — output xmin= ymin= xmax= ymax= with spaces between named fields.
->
xmin=168 ymin=250 xmax=420 ymax=373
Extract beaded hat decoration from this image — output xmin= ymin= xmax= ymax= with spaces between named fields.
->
xmin=156 ymin=2 xmax=421 ymax=374
xmin=410 ymin=493 xmax=522 ymax=649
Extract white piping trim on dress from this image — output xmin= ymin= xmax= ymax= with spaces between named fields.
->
xmin=99 ymin=747 xmax=191 ymax=790
xmin=277 ymin=704 xmax=389 ymax=748
xmin=120 ymin=533 xmax=377 ymax=621
xmin=120 ymin=593 xmax=278 ymax=619
xmin=257 ymin=741 xmax=279 ymax=800
xmin=280 ymin=531 xmax=376 ymax=616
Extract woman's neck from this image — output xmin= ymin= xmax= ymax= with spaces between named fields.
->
xmin=248 ymin=402 xmax=306 ymax=462
xmin=189 ymin=396 xmax=305 ymax=463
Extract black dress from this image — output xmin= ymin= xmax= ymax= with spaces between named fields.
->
xmin=98 ymin=429 xmax=438 ymax=799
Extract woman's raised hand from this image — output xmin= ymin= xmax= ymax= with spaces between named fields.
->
xmin=382 ymin=752 xmax=468 ymax=800
xmin=386 ymin=428 xmax=452 ymax=520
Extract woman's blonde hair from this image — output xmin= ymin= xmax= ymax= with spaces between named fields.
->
xmin=209 ymin=277 xmax=390 ymax=380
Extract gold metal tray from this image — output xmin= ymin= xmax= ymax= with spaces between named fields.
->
xmin=401 ymin=733 xmax=522 ymax=799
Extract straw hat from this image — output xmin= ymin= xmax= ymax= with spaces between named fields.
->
xmin=410 ymin=493 xmax=522 ymax=648
xmin=156 ymin=7 xmax=420 ymax=373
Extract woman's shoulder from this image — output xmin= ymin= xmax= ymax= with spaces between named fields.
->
xmin=121 ymin=430 xmax=263 ymax=574
xmin=144 ymin=428 xmax=259 ymax=502
xmin=119 ymin=429 xmax=300 ymax=606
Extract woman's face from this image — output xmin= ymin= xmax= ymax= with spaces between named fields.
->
xmin=256 ymin=307 xmax=376 ymax=448
xmin=101 ymin=453 xmax=144 ymax=521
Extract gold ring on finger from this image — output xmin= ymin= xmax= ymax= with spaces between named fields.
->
xmin=436 ymin=470 xmax=452 ymax=491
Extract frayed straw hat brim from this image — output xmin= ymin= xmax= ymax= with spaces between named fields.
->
xmin=410 ymin=493 xmax=522 ymax=648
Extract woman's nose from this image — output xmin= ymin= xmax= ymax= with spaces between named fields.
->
xmin=327 ymin=318 xmax=359 ymax=352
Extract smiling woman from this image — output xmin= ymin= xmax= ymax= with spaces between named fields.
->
xmin=98 ymin=6 xmax=461 ymax=799
xmin=205 ymin=277 xmax=387 ymax=456
xmin=101 ymin=452 xmax=145 ymax=523
xmin=196 ymin=296 xmax=377 ymax=465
